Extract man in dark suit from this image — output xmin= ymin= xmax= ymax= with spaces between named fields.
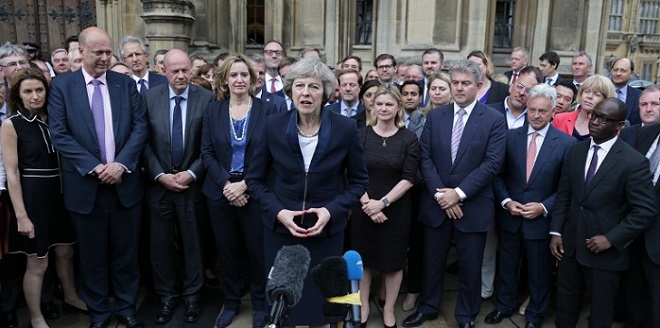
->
xmin=486 ymin=84 xmax=575 ymax=328
xmin=326 ymin=69 xmax=366 ymax=118
xmin=246 ymin=53 xmax=287 ymax=113
xmin=549 ymin=98 xmax=656 ymax=328
xmin=142 ymin=49 xmax=214 ymax=324
xmin=489 ymin=66 xmax=543 ymax=132
xmin=503 ymin=47 xmax=529 ymax=85
xmin=610 ymin=57 xmax=642 ymax=125
xmin=119 ymin=35 xmax=167 ymax=94
xmin=403 ymin=60 xmax=506 ymax=328
xmin=620 ymin=85 xmax=660 ymax=146
xmin=538 ymin=51 xmax=564 ymax=85
xmin=48 ymin=27 xmax=148 ymax=328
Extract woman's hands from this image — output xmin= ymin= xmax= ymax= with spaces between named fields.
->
xmin=277 ymin=207 xmax=331 ymax=238
xmin=17 ymin=215 xmax=35 ymax=239
xmin=224 ymin=180 xmax=248 ymax=206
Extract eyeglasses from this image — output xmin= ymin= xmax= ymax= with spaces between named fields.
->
xmin=589 ymin=113 xmax=620 ymax=124
xmin=377 ymin=64 xmax=394 ymax=70
xmin=514 ymin=83 xmax=531 ymax=94
xmin=0 ymin=60 xmax=27 ymax=68
xmin=123 ymin=52 xmax=144 ymax=60
xmin=264 ymin=50 xmax=284 ymax=56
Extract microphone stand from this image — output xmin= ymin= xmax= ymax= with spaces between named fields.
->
xmin=267 ymin=294 xmax=288 ymax=328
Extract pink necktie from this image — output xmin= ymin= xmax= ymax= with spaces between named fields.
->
xmin=526 ymin=132 xmax=538 ymax=182
xmin=270 ymin=78 xmax=277 ymax=93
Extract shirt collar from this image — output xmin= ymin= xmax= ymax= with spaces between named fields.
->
xmin=527 ymin=122 xmax=550 ymax=138
xmin=132 ymin=71 xmax=149 ymax=82
xmin=265 ymin=73 xmax=281 ymax=82
xmin=82 ymin=68 xmax=107 ymax=86
xmin=168 ymin=85 xmax=190 ymax=100
xmin=590 ymin=135 xmax=618 ymax=152
xmin=453 ymin=99 xmax=477 ymax=116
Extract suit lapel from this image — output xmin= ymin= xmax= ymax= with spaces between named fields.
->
xmin=106 ymin=73 xmax=121 ymax=136
xmin=286 ymin=111 xmax=305 ymax=170
xmin=583 ymin=139 xmax=623 ymax=197
xmin=159 ymin=87 xmax=172 ymax=154
xmin=309 ymin=108 xmax=332 ymax=169
xmin=184 ymin=87 xmax=199 ymax=153
xmin=246 ymin=97 xmax=261 ymax=143
xmin=514 ymin=128 xmax=528 ymax=184
xmin=72 ymin=72 xmax=99 ymax=144
xmin=528 ymin=128 xmax=559 ymax=185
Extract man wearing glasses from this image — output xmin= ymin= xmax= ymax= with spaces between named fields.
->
xmin=119 ymin=35 xmax=167 ymax=94
xmin=263 ymin=40 xmax=286 ymax=98
xmin=549 ymin=98 xmax=656 ymax=328
xmin=0 ymin=42 xmax=29 ymax=88
xmin=375 ymin=53 xmax=397 ymax=85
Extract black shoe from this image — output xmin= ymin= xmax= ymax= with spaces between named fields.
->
xmin=402 ymin=312 xmax=437 ymax=327
xmin=119 ymin=315 xmax=144 ymax=328
xmin=0 ymin=310 xmax=19 ymax=328
xmin=215 ymin=309 xmax=238 ymax=328
xmin=88 ymin=320 xmax=109 ymax=328
xmin=63 ymin=302 xmax=89 ymax=315
xmin=184 ymin=300 xmax=201 ymax=323
xmin=41 ymin=301 xmax=61 ymax=320
xmin=154 ymin=300 xmax=178 ymax=324
xmin=525 ymin=322 xmax=541 ymax=328
xmin=458 ymin=322 xmax=475 ymax=328
xmin=484 ymin=310 xmax=511 ymax=324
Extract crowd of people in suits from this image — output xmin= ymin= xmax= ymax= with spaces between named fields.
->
xmin=0 ymin=26 xmax=659 ymax=328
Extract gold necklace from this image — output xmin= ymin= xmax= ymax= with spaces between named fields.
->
xmin=229 ymin=99 xmax=251 ymax=141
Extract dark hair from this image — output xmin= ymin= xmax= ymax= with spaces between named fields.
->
xmin=554 ymin=79 xmax=578 ymax=102
xmin=359 ymin=79 xmax=381 ymax=101
xmin=153 ymin=49 xmax=167 ymax=62
xmin=422 ymin=48 xmax=444 ymax=62
xmin=375 ymin=53 xmax=397 ymax=67
xmin=539 ymin=51 xmax=560 ymax=69
xmin=518 ymin=66 xmax=544 ymax=84
xmin=195 ymin=63 xmax=215 ymax=77
xmin=611 ymin=57 xmax=635 ymax=72
xmin=398 ymin=79 xmax=423 ymax=95
xmin=190 ymin=76 xmax=213 ymax=91
xmin=65 ymin=35 xmax=79 ymax=50
xmin=336 ymin=69 xmax=363 ymax=86
xmin=279 ymin=57 xmax=299 ymax=71
xmin=8 ymin=67 xmax=48 ymax=117
xmin=263 ymin=40 xmax=286 ymax=56
xmin=213 ymin=52 xmax=229 ymax=66
xmin=342 ymin=55 xmax=363 ymax=72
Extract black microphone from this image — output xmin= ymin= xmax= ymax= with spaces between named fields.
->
xmin=311 ymin=256 xmax=350 ymax=325
xmin=343 ymin=250 xmax=363 ymax=327
xmin=266 ymin=245 xmax=311 ymax=328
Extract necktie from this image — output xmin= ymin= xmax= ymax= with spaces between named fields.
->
xmin=91 ymin=79 xmax=107 ymax=164
xmin=510 ymin=72 xmax=518 ymax=85
xmin=171 ymin=96 xmax=184 ymax=168
xmin=526 ymin=131 xmax=539 ymax=182
xmin=575 ymin=83 xmax=581 ymax=90
xmin=346 ymin=107 xmax=354 ymax=117
xmin=270 ymin=78 xmax=277 ymax=93
xmin=451 ymin=108 xmax=466 ymax=164
xmin=648 ymin=138 xmax=660 ymax=185
xmin=545 ymin=78 xmax=552 ymax=85
xmin=584 ymin=145 xmax=600 ymax=189
xmin=617 ymin=89 xmax=625 ymax=102
xmin=139 ymin=79 xmax=147 ymax=94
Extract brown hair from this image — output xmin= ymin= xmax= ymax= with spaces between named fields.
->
xmin=8 ymin=67 xmax=48 ymax=117
xmin=215 ymin=54 xmax=257 ymax=100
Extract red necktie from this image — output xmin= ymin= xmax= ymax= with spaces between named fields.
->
xmin=511 ymin=72 xmax=518 ymax=85
xmin=270 ymin=78 xmax=277 ymax=93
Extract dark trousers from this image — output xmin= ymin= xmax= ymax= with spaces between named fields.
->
xmin=643 ymin=251 xmax=660 ymax=328
xmin=555 ymin=254 xmax=620 ymax=328
xmin=69 ymin=186 xmax=141 ymax=323
xmin=405 ymin=184 xmax=423 ymax=294
xmin=621 ymin=238 xmax=651 ymax=327
xmin=207 ymin=197 xmax=265 ymax=311
xmin=149 ymin=190 xmax=204 ymax=303
xmin=418 ymin=219 xmax=486 ymax=324
xmin=495 ymin=229 xmax=552 ymax=324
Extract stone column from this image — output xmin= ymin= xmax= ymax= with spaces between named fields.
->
xmin=140 ymin=0 xmax=195 ymax=52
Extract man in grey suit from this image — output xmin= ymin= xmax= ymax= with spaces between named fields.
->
xmin=142 ymin=49 xmax=215 ymax=325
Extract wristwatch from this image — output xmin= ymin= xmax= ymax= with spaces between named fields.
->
xmin=381 ymin=196 xmax=391 ymax=207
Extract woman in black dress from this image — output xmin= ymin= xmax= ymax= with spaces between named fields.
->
xmin=2 ymin=68 xmax=86 ymax=328
xmin=351 ymin=85 xmax=420 ymax=328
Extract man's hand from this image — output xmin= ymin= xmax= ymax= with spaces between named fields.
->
xmin=229 ymin=195 xmax=249 ymax=207
xmin=586 ymin=235 xmax=611 ymax=254
xmin=520 ymin=202 xmax=544 ymax=219
xmin=445 ymin=203 xmax=464 ymax=219
xmin=157 ymin=174 xmax=188 ymax=192
xmin=98 ymin=162 xmax=125 ymax=185
xmin=437 ymin=188 xmax=460 ymax=209
xmin=550 ymin=235 xmax=564 ymax=260
xmin=505 ymin=200 xmax=524 ymax=216
xmin=173 ymin=171 xmax=194 ymax=186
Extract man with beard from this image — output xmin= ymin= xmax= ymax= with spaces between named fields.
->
xmin=120 ymin=35 xmax=167 ymax=94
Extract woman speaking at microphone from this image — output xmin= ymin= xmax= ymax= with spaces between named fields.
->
xmin=246 ymin=57 xmax=368 ymax=327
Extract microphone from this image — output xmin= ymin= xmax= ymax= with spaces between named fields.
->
xmin=266 ymin=245 xmax=311 ymax=328
xmin=343 ymin=250 xmax=363 ymax=327
xmin=311 ymin=256 xmax=350 ymax=325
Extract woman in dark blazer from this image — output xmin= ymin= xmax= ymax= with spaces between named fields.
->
xmin=201 ymin=54 xmax=277 ymax=328
xmin=246 ymin=57 xmax=368 ymax=327
xmin=467 ymin=50 xmax=509 ymax=104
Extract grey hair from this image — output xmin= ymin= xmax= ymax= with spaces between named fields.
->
xmin=512 ymin=46 xmax=529 ymax=60
xmin=245 ymin=52 xmax=266 ymax=66
xmin=118 ymin=35 xmax=148 ymax=58
xmin=283 ymin=57 xmax=336 ymax=103
xmin=527 ymin=84 xmax=557 ymax=109
xmin=0 ymin=42 xmax=27 ymax=63
xmin=50 ymin=48 xmax=67 ymax=62
xmin=573 ymin=51 xmax=593 ymax=65
xmin=448 ymin=59 xmax=483 ymax=83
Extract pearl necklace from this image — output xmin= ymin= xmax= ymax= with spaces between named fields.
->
xmin=297 ymin=124 xmax=320 ymax=138
xmin=229 ymin=99 xmax=251 ymax=141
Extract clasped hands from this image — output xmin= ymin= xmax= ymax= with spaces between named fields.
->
xmin=436 ymin=188 xmax=463 ymax=219
xmin=93 ymin=162 xmax=125 ymax=185
xmin=505 ymin=200 xmax=544 ymax=219
xmin=277 ymin=207 xmax=330 ymax=238
xmin=223 ymin=180 xmax=248 ymax=207
xmin=158 ymin=171 xmax=194 ymax=192
xmin=360 ymin=195 xmax=389 ymax=224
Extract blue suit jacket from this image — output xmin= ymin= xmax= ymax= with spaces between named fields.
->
xmin=48 ymin=70 xmax=147 ymax=215
xmin=149 ymin=72 xmax=168 ymax=89
xmin=326 ymin=101 xmax=366 ymax=117
xmin=246 ymin=109 xmax=368 ymax=236
xmin=201 ymin=97 xmax=277 ymax=200
xmin=259 ymin=92 xmax=287 ymax=113
xmin=625 ymin=85 xmax=642 ymax=126
xmin=419 ymin=102 xmax=507 ymax=232
xmin=493 ymin=125 xmax=575 ymax=239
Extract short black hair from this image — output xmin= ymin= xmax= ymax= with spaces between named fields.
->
xmin=519 ymin=66 xmax=544 ymax=84
xmin=65 ymin=35 xmax=78 ymax=50
xmin=539 ymin=51 xmax=560 ymax=69
xmin=554 ymin=79 xmax=578 ymax=102
xmin=398 ymin=79 xmax=423 ymax=95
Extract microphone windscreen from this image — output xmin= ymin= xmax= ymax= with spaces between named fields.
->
xmin=266 ymin=245 xmax=311 ymax=306
xmin=343 ymin=250 xmax=363 ymax=281
xmin=311 ymin=256 xmax=349 ymax=324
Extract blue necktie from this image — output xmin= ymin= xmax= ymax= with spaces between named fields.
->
xmin=91 ymin=79 xmax=107 ymax=163
xmin=617 ymin=89 xmax=625 ymax=102
xmin=139 ymin=79 xmax=147 ymax=94
xmin=171 ymin=96 xmax=183 ymax=168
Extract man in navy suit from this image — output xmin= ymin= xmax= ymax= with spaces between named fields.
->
xmin=326 ymin=69 xmax=365 ymax=118
xmin=549 ymin=98 xmax=656 ymax=328
xmin=486 ymin=84 xmax=575 ymax=328
xmin=402 ymin=60 xmax=506 ymax=328
xmin=503 ymin=47 xmax=529 ymax=85
xmin=247 ymin=53 xmax=287 ymax=113
xmin=538 ymin=51 xmax=564 ymax=85
xmin=488 ymin=66 xmax=543 ymax=130
xmin=120 ymin=35 xmax=167 ymax=94
xmin=610 ymin=57 xmax=642 ymax=125
xmin=48 ymin=27 xmax=147 ymax=328
xmin=620 ymin=85 xmax=660 ymax=146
